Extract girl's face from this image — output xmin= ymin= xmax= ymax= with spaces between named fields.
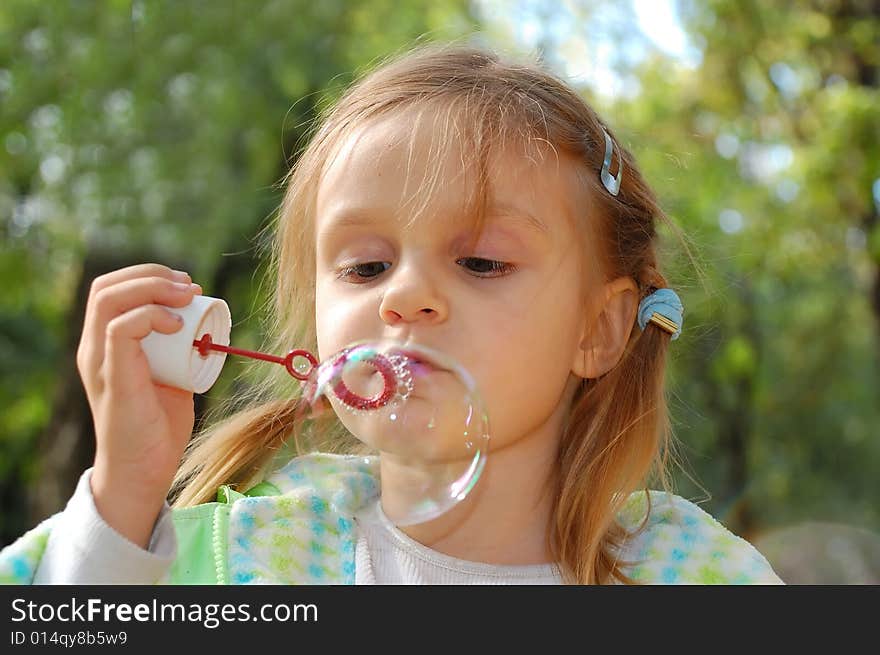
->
xmin=313 ymin=107 xmax=595 ymax=456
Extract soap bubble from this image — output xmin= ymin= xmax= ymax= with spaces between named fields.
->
xmin=301 ymin=339 xmax=489 ymax=527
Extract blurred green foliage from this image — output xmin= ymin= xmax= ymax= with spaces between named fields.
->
xmin=1 ymin=0 xmax=877 ymax=581
xmin=627 ymin=0 xmax=880 ymax=533
xmin=598 ymin=0 xmax=879 ymax=579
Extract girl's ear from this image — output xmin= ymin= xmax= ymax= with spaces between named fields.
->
xmin=572 ymin=276 xmax=639 ymax=379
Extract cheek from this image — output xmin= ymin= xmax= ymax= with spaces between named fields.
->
xmin=315 ymin=282 xmax=366 ymax=361
xmin=482 ymin=324 xmax=573 ymax=395
xmin=464 ymin=289 xmax=581 ymax=439
xmin=473 ymin=343 xmax=572 ymax=446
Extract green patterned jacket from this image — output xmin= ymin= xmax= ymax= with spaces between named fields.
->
xmin=0 ymin=453 xmax=783 ymax=585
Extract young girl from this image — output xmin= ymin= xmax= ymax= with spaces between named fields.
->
xmin=1 ymin=42 xmax=781 ymax=585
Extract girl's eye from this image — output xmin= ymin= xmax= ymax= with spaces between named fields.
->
xmin=336 ymin=261 xmax=390 ymax=282
xmin=336 ymin=258 xmax=516 ymax=283
xmin=457 ymin=257 xmax=516 ymax=277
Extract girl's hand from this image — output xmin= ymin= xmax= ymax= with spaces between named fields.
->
xmin=76 ymin=263 xmax=202 ymax=549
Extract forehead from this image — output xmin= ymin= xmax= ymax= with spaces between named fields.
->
xmin=315 ymin=105 xmax=589 ymax=239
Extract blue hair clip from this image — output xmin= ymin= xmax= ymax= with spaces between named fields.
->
xmin=600 ymin=128 xmax=622 ymax=196
xmin=637 ymin=288 xmax=683 ymax=341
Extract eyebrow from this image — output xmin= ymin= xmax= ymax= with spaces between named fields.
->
xmin=319 ymin=203 xmax=550 ymax=239
xmin=490 ymin=203 xmax=550 ymax=236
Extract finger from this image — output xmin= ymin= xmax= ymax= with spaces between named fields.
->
xmin=81 ymin=276 xmax=202 ymax=384
xmin=89 ymin=263 xmax=190 ymax=301
xmin=79 ymin=263 xmax=190 ymax=379
xmin=103 ymin=304 xmax=187 ymax=396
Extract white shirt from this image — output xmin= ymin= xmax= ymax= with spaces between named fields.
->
xmin=354 ymin=499 xmax=562 ymax=584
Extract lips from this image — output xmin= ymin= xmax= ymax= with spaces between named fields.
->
xmin=398 ymin=348 xmax=443 ymax=374
xmin=402 ymin=353 xmax=433 ymax=372
xmin=408 ymin=361 xmax=435 ymax=378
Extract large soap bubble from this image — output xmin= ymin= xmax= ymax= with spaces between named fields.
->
xmin=190 ymin=331 xmax=490 ymax=527
xmin=301 ymin=339 xmax=490 ymax=526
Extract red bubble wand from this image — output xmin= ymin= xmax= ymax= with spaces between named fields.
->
xmin=192 ymin=333 xmax=399 ymax=410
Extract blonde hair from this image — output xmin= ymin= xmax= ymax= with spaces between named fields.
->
xmin=171 ymin=40 xmax=696 ymax=584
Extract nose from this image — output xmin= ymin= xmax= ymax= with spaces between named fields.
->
xmin=379 ymin=261 xmax=448 ymax=326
